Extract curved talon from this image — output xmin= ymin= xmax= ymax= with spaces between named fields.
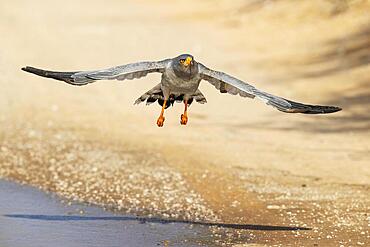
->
xmin=180 ymin=114 xmax=188 ymax=125
xmin=157 ymin=116 xmax=165 ymax=127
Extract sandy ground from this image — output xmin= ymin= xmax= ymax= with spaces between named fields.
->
xmin=0 ymin=0 xmax=369 ymax=246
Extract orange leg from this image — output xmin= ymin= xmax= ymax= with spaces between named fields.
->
xmin=180 ymin=100 xmax=188 ymax=125
xmin=156 ymin=99 xmax=167 ymax=127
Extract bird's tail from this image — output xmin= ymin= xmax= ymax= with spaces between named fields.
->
xmin=134 ymin=84 xmax=207 ymax=108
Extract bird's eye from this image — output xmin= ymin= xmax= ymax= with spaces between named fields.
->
xmin=180 ymin=59 xmax=185 ymax=64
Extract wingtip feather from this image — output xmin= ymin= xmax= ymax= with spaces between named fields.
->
xmin=21 ymin=66 xmax=37 ymax=73
xmin=287 ymin=100 xmax=342 ymax=114
xmin=325 ymin=106 xmax=342 ymax=113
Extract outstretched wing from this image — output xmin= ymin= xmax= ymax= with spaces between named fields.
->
xmin=198 ymin=63 xmax=341 ymax=114
xmin=22 ymin=59 xmax=171 ymax=86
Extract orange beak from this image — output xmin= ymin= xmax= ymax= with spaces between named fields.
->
xmin=184 ymin=56 xmax=192 ymax=67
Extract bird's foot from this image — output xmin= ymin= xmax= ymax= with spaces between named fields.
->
xmin=180 ymin=114 xmax=188 ymax=125
xmin=157 ymin=116 xmax=165 ymax=127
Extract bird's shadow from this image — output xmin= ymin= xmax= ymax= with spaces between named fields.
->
xmin=4 ymin=214 xmax=310 ymax=231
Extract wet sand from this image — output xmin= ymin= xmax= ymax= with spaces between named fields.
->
xmin=1 ymin=0 xmax=370 ymax=246
xmin=0 ymin=179 xmax=213 ymax=247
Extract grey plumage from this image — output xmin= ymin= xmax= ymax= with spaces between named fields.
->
xmin=22 ymin=54 xmax=341 ymax=115
xmin=22 ymin=60 xmax=170 ymax=86
xmin=198 ymin=63 xmax=341 ymax=114
xmin=134 ymin=84 xmax=206 ymax=108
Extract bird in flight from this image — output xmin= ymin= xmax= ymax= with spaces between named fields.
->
xmin=22 ymin=54 xmax=341 ymax=127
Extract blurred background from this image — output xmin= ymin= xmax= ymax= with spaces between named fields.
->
xmin=0 ymin=0 xmax=369 ymax=246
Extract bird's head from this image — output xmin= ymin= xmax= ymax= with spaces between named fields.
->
xmin=172 ymin=54 xmax=198 ymax=80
